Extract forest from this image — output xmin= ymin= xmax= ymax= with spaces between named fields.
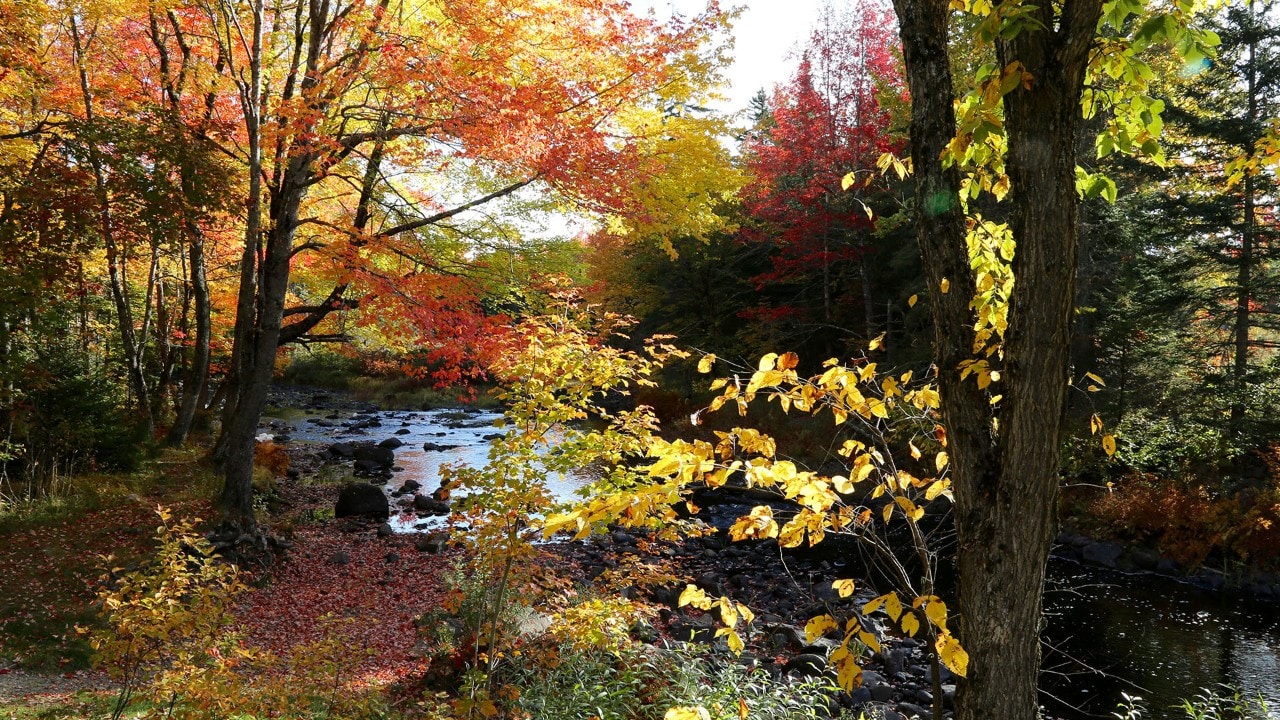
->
xmin=2 ymin=0 xmax=1280 ymax=719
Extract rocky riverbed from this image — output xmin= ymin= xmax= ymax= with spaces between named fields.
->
xmin=258 ymin=385 xmax=1280 ymax=720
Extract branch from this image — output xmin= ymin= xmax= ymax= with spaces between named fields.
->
xmin=277 ymin=284 xmax=352 ymax=347
xmin=376 ymin=177 xmax=537 ymax=238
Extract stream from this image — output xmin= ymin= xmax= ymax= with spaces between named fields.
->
xmin=263 ymin=400 xmax=1280 ymax=718
xmin=1042 ymin=561 xmax=1280 ymax=718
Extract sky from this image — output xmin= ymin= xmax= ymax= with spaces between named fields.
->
xmin=636 ymin=0 xmax=825 ymax=115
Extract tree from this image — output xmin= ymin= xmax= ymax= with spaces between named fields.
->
xmin=740 ymin=0 xmax=906 ymax=360
xmin=200 ymin=0 xmax=731 ymax=536
xmin=887 ymin=1 xmax=1213 ymax=718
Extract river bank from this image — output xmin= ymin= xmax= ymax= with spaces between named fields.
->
xmin=258 ymin=385 xmax=1280 ymax=720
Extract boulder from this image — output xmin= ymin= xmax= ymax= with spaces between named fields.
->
xmin=781 ymin=653 xmax=826 ymax=676
xmin=327 ymin=441 xmax=356 ymax=458
xmin=335 ymin=482 xmax=390 ymax=519
xmin=413 ymin=494 xmax=451 ymax=516
xmin=415 ymin=531 xmax=450 ymax=553
xmin=353 ymin=444 xmax=395 ymax=468
xmin=378 ymin=437 xmax=405 ymax=449
xmin=1082 ymin=541 xmax=1125 ymax=568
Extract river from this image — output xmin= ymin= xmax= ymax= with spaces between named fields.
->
xmin=1042 ymin=560 xmax=1280 ymax=718
xmin=267 ymin=402 xmax=1280 ymax=718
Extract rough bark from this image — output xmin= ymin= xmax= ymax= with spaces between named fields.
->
xmin=888 ymin=1 xmax=1102 ymax=718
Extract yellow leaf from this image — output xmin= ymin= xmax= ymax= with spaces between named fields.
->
xmin=841 ymin=172 xmax=856 ymax=191
xmin=936 ymin=632 xmax=969 ymax=677
xmin=909 ymin=441 xmax=921 ymax=460
xmin=725 ymin=628 xmax=744 ymax=654
xmin=900 ymin=612 xmax=920 ymax=637
xmin=935 ymin=451 xmax=949 ymax=472
xmin=882 ymin=502 xmax=894 ymax=524
xmin=1085 ymin=371 xmax=1106 ymax=387
xmin=678 ymin=585 xmax=710 ymax=610
xmin=869 ymin=333 xmax=886 ymax=351
xmin=835 ymin=653 xmax=863 ymax=690
xmin=868 ymin=399 xmax=889 ymax=419
xmin=778 ymin=517 xmax=806 ymax=548
xmin=924 ymin=598 xmax=948 ymax=629
xmin=908 ymin=294 xmax=918 ymax=308
xmin=697 ymin=354 xmax=716 ymax=373
xmin=940 ymin=278 xmax=951 ymax=294
xmin=925 ymin=479 xmax=950 ymax=501
xmin=757 ymin=353 xmax=778 ymax=372
xmin=862 ymin=594 xmax=887 ymax=616
xmin=858 ymin=629 xmax=882 ymax=653
xmin=832 ymin=578 xmax=856 ymax=598
xmin=884 ymin=593 xmax=903 ymax=622
xmin=665 ymin=707 xmax=711 ymax=720
xmin=805 ymin=614 xmax=838 ymax=643
xmin=1102 ymin=434 xmax=1117 ymax=457
xmin=738 ymin=603 xmax=755 ymax=626
xmin=720 ymin=600 xmax=739 ymax=628
xmin=739 ymin=698 xmax=750 ymax=720
xmin=1090 ymin=414 xmax=1103 ymax=435
xmin=832 ymin=475 xmax=853 ymax=494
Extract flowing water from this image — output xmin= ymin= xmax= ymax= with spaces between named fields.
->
xmin=267 ymin=403 xmax=1280 ymax=717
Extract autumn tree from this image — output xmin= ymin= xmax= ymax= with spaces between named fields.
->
xmin=197 ymin=0 xmax=732 ymax=536
xmin=888 ymin=1 xmax=1215 ymax=718
xmin=740 ymin=0 xmax=907 ymax=360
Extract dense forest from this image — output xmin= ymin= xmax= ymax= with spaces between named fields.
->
xmin=2 ymin=0 xmax=1280 ymax=719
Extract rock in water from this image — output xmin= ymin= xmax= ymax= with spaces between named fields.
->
xmin=335 ymin=482 xmax=389 ymax=519
xmin=353 ymin=444 xmax=395 ymax=468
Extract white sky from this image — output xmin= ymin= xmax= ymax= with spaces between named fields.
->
xmin=636 ymin=0 xmax=824 ymax=115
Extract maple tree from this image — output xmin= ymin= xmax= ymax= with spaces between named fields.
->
xmin=144 ymin=0 xmax=731 ymax=535
xmin=738 ymin=0 xmax=906 ymax=360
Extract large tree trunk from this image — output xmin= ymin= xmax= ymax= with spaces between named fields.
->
xmin=889 ymin=1 xmax=1101 ymax=718
xmin=213 ymin=0 xmax=268 ymax=533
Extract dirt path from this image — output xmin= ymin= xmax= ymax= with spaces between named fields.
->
xmin=0 ymin=667 xmax=113 ymax=704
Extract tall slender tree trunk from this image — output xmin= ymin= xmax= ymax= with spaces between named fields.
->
xmin=69 ymin=15 xmax=155 ymax=434
xmin=168 ymin=213 xmax=212 ymax=445
xmin=1232 ymin=4 xmax=1259 ymax=424
xmin=214 ymin=0 xmax=267 ymax=533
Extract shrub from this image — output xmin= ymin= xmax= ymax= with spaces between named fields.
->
xmin=4 ymin=338 xmax=145 ymax=499
xmin=502 ymin=641 xmax=837 ymax=720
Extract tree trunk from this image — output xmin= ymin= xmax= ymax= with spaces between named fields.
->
xmin=167 ymin=213 xmax=212 ymax=445
xmin=69 ymin=14 xmax=155 ymax=435
xmin=214 ymin=0 xmax=267 ymax=533
xmin=889 ymin=2 xmax=1101 ymax=718
xmin=1232 ymin=5 xmax=1259 ymax=424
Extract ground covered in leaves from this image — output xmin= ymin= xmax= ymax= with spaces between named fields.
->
xmin=0 ymin=450 xmax=456 ymax=714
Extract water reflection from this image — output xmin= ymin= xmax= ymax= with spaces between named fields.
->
xmin=1043 ymin=560 xmax=1280 ymax=718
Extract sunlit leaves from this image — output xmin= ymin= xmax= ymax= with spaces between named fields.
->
xmin=805 ymin=614 xmax=838 ymax=643
xmin=728 ymin=505 xmax=779 ymax=541
xmin=1102 ymin=434 xmax=1118 ymax=457
xmin=831 ymin=578 xmax=856 ymax=598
